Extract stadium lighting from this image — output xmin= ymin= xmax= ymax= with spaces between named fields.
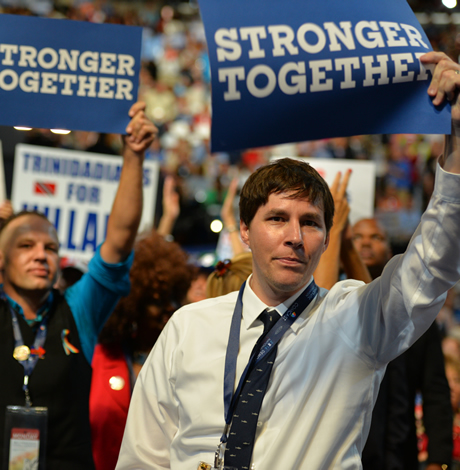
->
xmin=210 ymin=219 xmax=223 ymax=233
xmin=442 ymin=0 xmax=457 ymax=8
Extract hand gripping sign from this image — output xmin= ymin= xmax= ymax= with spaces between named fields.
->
xmin=198 ymin=0 xmax=451 ymax=152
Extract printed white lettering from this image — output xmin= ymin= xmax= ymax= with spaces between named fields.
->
xmin=379 ymin=21 xmax=408 ymax=47
xmin=392 ymin=52 xmax=414 ymax=83
xmin=335 ymin=57 xmax=360 ymax=89
xmin=310 ymin=59 xmax=333 ymax=92
xmin=324 ymin=22 xmax=356 ymax=52
xmin=268 ymin=25 xmax=299 ymax=57
xmin=219 ymin=67 xmax=245 ymax=100
xmin=215 ymin=28 xmax=242 ymax=62
xmin=278 ymin=62 xmax=306 ymax=94
xmin=297 ymin=23 xmax=327 ymax=54
xmin=240 ymin=26 xmax=267 ymax=59
xmin=362 ymin=54 xmax=390 ymax=86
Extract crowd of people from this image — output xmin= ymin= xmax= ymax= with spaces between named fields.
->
xmin=2 ymin=2 xmax=460 ymax=470
xmin=3 ymin=0 xmax=460 ymax=250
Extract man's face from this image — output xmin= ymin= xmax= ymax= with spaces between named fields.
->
xmin=0 ymin=215 xmax=59 ymax=295
xmin=241 ymin=191 xmax=329 ymax=305
xmin=352 ymin=219 xmax=391 ymax=270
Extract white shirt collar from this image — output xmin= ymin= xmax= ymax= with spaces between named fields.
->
xmin=241 ymin=274 xmax=316 ymax=333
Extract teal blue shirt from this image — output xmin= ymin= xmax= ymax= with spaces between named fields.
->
xmin=4 ymin=245 xmax=134 ymax=364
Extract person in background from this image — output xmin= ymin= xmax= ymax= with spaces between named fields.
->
xmin=0 ymin=205 xmax=89 ymax=295
xmin=314 ymin=173 xmax=410 ymax=470
xmin=220 ymin=177 xmax=247 ymax=257
xmin=444 ymin=334 xmax=460 ymax=360
xmin=437 ymin=286 xmax=459 ymax=338
xmin=206 ymin=252 xmax=253 ymax=299
xmin=90 ymin=229 xmax=195 ymax=470
xmin=55 ymin=257 xmax=88 ymax=294
xmin=0 ymin=200 xmax=13 ymax=229
xmin=0 ymin=200 xmax=14 ymax=285
xmin=185 ymin=174 xmax=250 ymax=306
xmin=157 ymin=174 xmax=181 ymax=239
xmin=90 ymin=174 xmax=196 ymax=470
xmin=312 ymin=170 xmax=372 ymax=289
xmin=0 ymin=102 xmax=156 ymax=470
xmin=444 ymin=354 xmax=460 ymax=469
xmin=154 ymin=174 xmax=212 ymax=305
xmin=351 ymin=217 xmax=452 ymax=470
xmin=185 ymin=266 xmax=213 ymax=304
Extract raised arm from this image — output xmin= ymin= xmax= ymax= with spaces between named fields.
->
xmin=157 ymin=175 xmax=180 ymax=238
xmin=100 ymin=102 xmax=158 ymax=264
xmin=314 ymin=171 xmax=349 ymax=289
xmin=222 ymin=177 xmax=246 ymax=256
xmin=421 ymin=51 xmax=460 ymax=174
xmin=0 ymin=200 xmax=13 ymax=231
xmin=314 ymin=170 xmax=371 ymax=289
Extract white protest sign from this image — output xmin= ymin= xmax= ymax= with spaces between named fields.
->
xmin=11 ymin=144 xmax=159 ymax=262
xmin=271 ymin=157 xmax=376 ymax=225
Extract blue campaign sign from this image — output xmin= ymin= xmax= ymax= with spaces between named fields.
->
xmin=198 ymin=0 xmax=451 ymax=152
xmin=0 ymin=14 xmax=142 ymax=134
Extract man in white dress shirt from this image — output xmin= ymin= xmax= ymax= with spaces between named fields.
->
xmin=116 ymin=51 xmax=460 ymax=470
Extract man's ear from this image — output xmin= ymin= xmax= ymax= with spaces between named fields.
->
xmin=322 ymin=233 xmax=330 ymax=253
xmin=0 ymin=250 xmax=5 ymax=272
xmin=240 ymin=221 xmax=250 ymax=248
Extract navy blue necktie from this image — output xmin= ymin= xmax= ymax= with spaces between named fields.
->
xmin=224 ymin=309 xmax=278 ymax=470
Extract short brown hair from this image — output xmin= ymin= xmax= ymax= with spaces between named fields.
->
xmin=239 ymin=158 xmax=334 ymax=233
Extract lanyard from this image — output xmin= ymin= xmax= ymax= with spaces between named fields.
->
xmin=10 ymin=307 xmax=49 ymax=406
xmin=221 ymin=279 xmax=319 ymax=442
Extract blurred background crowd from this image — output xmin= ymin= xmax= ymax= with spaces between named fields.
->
xmin=3 ymin=0 xmax=460 ymax=260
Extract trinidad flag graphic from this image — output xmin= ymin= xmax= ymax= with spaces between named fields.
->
xmin=34 ymin=182 xmax=56 ymax=196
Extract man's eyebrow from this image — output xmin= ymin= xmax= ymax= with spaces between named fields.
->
xmin=301 ymin=211 xmax=323 ymax=220
xmin=12 ymin=235 xmax=35 ymax=243
xmin=265 ymin=208 xmax=323 ymax=220
xmin=265 ymin=209 xmax=288 ymax=217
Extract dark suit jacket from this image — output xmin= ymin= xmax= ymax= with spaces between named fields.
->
xmin=362 ymin=353 xmax=409 ymax=470
xmin=402 ymin=322 xmax=452 ymax=469
xmin=363 ymin=322 xmax=452 ymax=470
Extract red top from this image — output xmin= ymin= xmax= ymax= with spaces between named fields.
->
xmin=90 ymin=343 xmax=132 ymax=470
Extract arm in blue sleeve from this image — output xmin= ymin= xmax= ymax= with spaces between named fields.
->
xmin=64 ymin=245 xmax=134 ymax=364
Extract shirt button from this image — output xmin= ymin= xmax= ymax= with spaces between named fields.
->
xmin=257 ymin=421 xmax=262 ymax=427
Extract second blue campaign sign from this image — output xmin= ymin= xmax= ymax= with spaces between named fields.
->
xmin=198 ymin=0 xmax=451 ymax=152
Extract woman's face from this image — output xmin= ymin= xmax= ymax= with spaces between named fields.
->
xmin=446 ymin=364 xmax=460 ymax=411
xmin=186 ymin=274 xmax=208 ymax=304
